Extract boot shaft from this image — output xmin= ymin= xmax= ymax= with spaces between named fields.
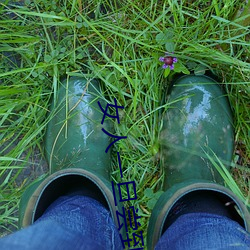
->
xmin=160 ymin=75 xmax=234 ymax=189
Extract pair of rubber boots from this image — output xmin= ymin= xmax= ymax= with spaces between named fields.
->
xmin=19 ymin=75 xmax=250 ymax=249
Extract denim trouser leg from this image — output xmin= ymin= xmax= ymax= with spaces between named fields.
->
xmin=0 ymin=196 xmax=123 ymax=250
xmin=155 ymin=213 xmax=250 ymax=250
xmin=1 ymin=197 xmax=250 ymax=250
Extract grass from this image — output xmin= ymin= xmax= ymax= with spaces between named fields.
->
xmin=0 ymin=0 xmax=249 ymax=248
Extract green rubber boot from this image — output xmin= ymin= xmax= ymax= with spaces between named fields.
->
xmin=19 ymin=77 xmax=122 ymax=232
xmin=147 ymin=75 xmax=250 ymax=249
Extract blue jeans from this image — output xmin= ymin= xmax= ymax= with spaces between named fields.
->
xmin=0 ymin=196 xmax=249 ymax=249
xmin=0 ymin=196 xmax=123 ymax=250
xmin=155 ymin=213 xmax=250 ymax=250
